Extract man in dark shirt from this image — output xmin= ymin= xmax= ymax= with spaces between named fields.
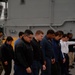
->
xmin=14 ymin=29 xmax=34 ymax=75
xmin=14 ymin=31 xmax=24 ymax=46
xmin=51 ymin=31 xmax=65 ymax=75
xmin=31 ymin=30 xmax=46 ymax=75
xmin=1 ymin=36 xmax=14 ymax=75
xmin=0 ymin=32 xmax=3 ymax=75
xmin=41 ymin=29 xmax=55 ymax=75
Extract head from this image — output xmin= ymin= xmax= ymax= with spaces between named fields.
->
xmin=5 ymin=36 xmax=13 ymax=45
xmin=35 ymin=30 xmax=44 ymax=41
xmin=67 ymin=33 xmax=73 ymax=39
xmin=23 ymin=29 xmax=33 ymax=43
xmin=54 ymin=31 xmax=64 ymax=41
xmin=0 ymin=32 xmax=3 ymax=38
xmin=46 ymin=29 xmax=55 ymax=39
xmin=18 ymin=31 xmax=24 ymax=39
xmin=57 ymin=30 xmax=64 ymax=39
xmin=61 ymin=34 xmax=69 ymax=41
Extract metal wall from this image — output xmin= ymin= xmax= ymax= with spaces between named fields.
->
xmin=4 ymin=0 xmax=75 ymax=37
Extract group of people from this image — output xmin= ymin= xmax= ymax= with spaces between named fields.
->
xmin=0 ymin=29 xmax=75 ymax=75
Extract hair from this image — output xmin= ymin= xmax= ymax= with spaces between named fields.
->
xmin=57 ymin=30 xmax=64 ymax=35
xmin=24 ymin=29 xmax=33 ymax=36
xmin=18 ymin=31 xmax=24 ymax=37
xmin=67 ymin=33 xmax=73 ymax=39
xmin=62 ymin=34 xmax=69 ymax=38
xmin=67 ymin=33 xmax=72 ymax=35
xmin=0 ymin=32 xmax=3 ymax=37
xmin=67 ymin=32 xmax=73 ymax=36
xmin=47 ymin=29 xmax=55 ymax=35
xmin=6 ymin=36 xmax=13 ymax=42
xmin=55 ymin=31 xmax=64 ymax=36
xmin=35 ymin=30 xmax=44 ymax=35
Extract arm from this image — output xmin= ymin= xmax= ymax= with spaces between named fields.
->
xmin=1 ymin=45 xmax=8 ymax=62
xmin=41 ymin=39 xmax=54 ymax=59
xmin=67 ymin=41 xmax=75 ymax=45
xmin=15 ymin=45 xmax=29 ymax=69
xmin=41 ymin=41 xmax=46 ymax=60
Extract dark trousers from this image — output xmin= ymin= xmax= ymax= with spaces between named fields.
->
xmin=41 ymin=57 xmax=51 ymax=75
xmin=14 ymin=64 xmax=33 ymax=75
xmin=51 ymin=62 xmax=61 ymax=75
xmin=32 ymin=61 xmax=41 ymax=75
xmin=2 ymin=61 xmax=12 ymax=75
xmin=0 ymin=61 xmax=3 ymax=75
xmin=62 ymin=53 xmax=69 ymax=75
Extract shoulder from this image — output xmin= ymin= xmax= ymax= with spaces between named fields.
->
xmin=15 ymin=39 xmax=24 ymax=48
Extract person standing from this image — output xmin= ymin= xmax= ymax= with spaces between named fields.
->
xmin=0 ymin=36 xmax=14 ymax=75
xmin=14 ymin=29 xmax=34 ymax=75
xmin=41 ymin=29 xmax=55 ymax=75
xmin=0 ymin=32 xmax=3 ymax=75
xmin=60 ymin=34 xmax=75 ymax=75
xmin=51 ymin=31 xmax=65 ymax=75
xmin=14 ymin=31 xmax=24 ymax=46
xmin=67 ymin=33 xmax=75 ymax=69
xmin=31 ymin=30 xmax=46 ymax=75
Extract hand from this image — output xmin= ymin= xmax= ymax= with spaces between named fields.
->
xmin=4 ymin=61 xmax=8 ymax=65
xmin=63 ymin=58 xmax=66 ymax=63
xmin=44 ymin=61 xmax=46 ymax=65
xmin=26 ymin=67 xmax=32 ymax=73
xmin=42 ymin=65 xmax=46 ymax=70
xmin=51 ymin=58 xmax=55 ymax=64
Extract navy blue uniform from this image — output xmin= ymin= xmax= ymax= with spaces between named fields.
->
xmin=41 ymin=36 xmax=54 ymax=75
xmin=51 ymin=39 xmax=63 ymax=75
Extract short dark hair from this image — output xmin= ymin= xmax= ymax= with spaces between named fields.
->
xmin=57 ymin=30 xmax=64 ymax=35
xmin=18 ymin=31 xmax=24 ymax=37
xmin=67 ymin=33 xmax=73 ymax=36
xmin=67 ymin=33 xmax=72 ymax=35
xmin=67 ymin=33 xmax=73 ymax=39
xmin=55 ymin=31 xmax=64 ymax=36
xmin=47 ymin=29 xmax=55 ymax=35
xmin=6 ymin=36 xmax=13 ymax=42
xmin=62 ymin=34 xmax=69 ymax=38
xmin=24 ymin=29 xmax=33 ymax=36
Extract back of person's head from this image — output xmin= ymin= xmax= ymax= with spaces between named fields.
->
xmin=55 ymin=31 xmax=64 ymax=36
xmin=62 ymin=34 xmax=68 ymax=38
xmin=18 ymin=31 xmax=24 ymax=37
xmin=24 ymin=29 xmax=33 ymax=36
xmin=67 ymin=33 xmax=72 ymax=35
xmin=62 ymin=34 xmax=69 ymax=41
xmin=0 ymin=32 xmax=3 ymax=37
xmin=35 ymin=30 xmax=44 ymax=35
xmin=57 ymin=30 xmax=64 ymax=35
xmin=47 ymin=29 xmax=55 ymax=35
xmin=6 ymin=36 xmax=13 ymax=42
xmin=67 ymin=33 xmax=73 ymax=39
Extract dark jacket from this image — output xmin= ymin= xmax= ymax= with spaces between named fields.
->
xmin=1 ymin=42 xmax=14 ymax=62
xmin=31 ymin=38 xmax=45 ymax=65
xmin=14 ymin=38 xmax=33 ymax=69
xmin=52 ymin=39 xmax=63 ymax=62
xmin=69 ymin=39 xmax=75 ymax=52
xmin=41 ymin=36 xmax=54 ymax=59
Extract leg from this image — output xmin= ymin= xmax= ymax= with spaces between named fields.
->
xmin=68 ymin=52 xmax=73 ymax=66
xmin=14 ymin=64 xmax=33 ymax=75
xmin=41 ymin=57 xmax=51 ymax=75
xmin=51 ymin=63 xmax=58 ymax=75
xmin=0 ymin=61 xmax=3 ymax=75
xmin=2 ymin=61 xmax=12 ymax=75
xmin=32 ymin=61 xmax=41 ymax=75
